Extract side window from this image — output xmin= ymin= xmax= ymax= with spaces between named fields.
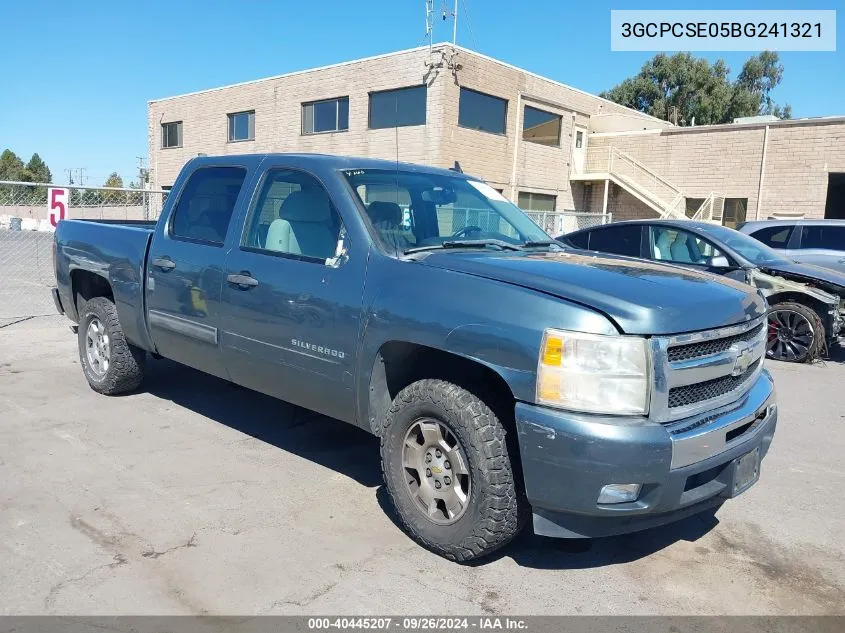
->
xmin=650 ymin=227 xmax=724 ymax=264
xmin=588 ymin=225 xmax=642 ymax=257
xmin=170 ymin=166 xmax=247 ymax=245
xmin=565 ymin=231 xmax=589 ymax=249
xmin=751 ymin=225 xmax=794 ymax=248
xmin=801 ymin=225 xmax=845 ymax=250
xmin=242 ymin=169 xmax=342 ymax=262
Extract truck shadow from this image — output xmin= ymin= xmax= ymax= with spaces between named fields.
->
xmin=141 ymin=358 xmax=382 ymax=488
xmin=375 ymin=486 xmax=720 ymax=569
xmin=142 ymin=357 xmax=719 ymax=569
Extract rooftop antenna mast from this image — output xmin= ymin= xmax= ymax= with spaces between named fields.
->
xmin=424 ymin=0 xmax=434 ymax=54
xmin=441 ymin=0 xmax=459 ymax=47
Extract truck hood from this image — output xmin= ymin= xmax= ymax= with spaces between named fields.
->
xmin=417 ymin=250 xmax=766 ymax=335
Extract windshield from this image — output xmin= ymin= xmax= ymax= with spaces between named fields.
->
xmin=696 ymin=224 xmax=790 ymax=266
xmin=342 ymin=169 xmax=552 ymax=254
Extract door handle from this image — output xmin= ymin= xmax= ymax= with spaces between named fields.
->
xmin=151 ymin=257 xmax=176 ymax=271
xmin=227 ymin=272 xmax=259 ymax=289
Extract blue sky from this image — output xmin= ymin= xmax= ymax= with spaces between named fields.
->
xmin=1 ymin=0 xmax=842 ymax=185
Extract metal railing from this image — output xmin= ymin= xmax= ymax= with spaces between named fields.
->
xmin=585 ymin=147 xmax=687 ymax=219
xmin=691 ymin=194 xmax=726 ymax=222
xmin=0 ymin=181 xmax=168 ymax=324
xmin=525 ymin=211 xmax=612 ymax=236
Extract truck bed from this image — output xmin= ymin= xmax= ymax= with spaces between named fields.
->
xmin=54 ymin=219 xmax=155 ymax=352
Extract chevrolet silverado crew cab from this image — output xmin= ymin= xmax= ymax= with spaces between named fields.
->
xmin=53 ymin=154 xmax=777 ymax=561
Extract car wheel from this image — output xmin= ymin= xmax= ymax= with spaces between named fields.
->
xmin=766 ymin=302 xmax=824 ymax=363
xmin=380 ymin=379 xmax=526 ymax=562
xmin=77 ymin=297 xmax=146 ymax=394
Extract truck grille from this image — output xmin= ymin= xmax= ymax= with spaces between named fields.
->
xmin=667 ymin=323 xmax=765 ymax=362
xmin=649 ymin=316 xmax=767 ymax=424
xmin=668 ymin=359 xmax=761 ymax=408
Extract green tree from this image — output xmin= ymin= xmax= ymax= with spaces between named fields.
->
xmin=103 ymin=172 xmax=124 ymax=188
xmin=101 ymin=172 xmax=125 ymax=204
xmin=0 ymin=149 xmax=26 ymax=181
xmin=25 ymin=153 xmax=52 ymax=183
xmin=601 ymin=52 xmax=791 ymax=126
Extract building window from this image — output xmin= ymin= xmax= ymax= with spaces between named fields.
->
xmin=161 ymin=121 xmax=182 ymax=149
xmin=458 ymin=88 xmax=507 ymax=135
xmin=685 ymin=197 xmax=706 ymax=218
xmin=575 ymin=131 xmax=584 ymax=148
xmin=722 ymin=198 xmax=748 ymax=228
xmin=228 ymin=111 xmax=255 ymax=142
xmin=523 ymin=106 xmax=561 ymax=146
xmin=369 ymin=86 xmax=427 ymax=129
xmin=518 ymin=191 xmax=556 ymax=212
xmin=302 ymin=97 xmax=349 ymax=134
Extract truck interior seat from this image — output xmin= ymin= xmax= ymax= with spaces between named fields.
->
xmin=367 ymin=201 xmax=411 ymax=251
xmin=265 ymin=189 xmax=337 ymax=259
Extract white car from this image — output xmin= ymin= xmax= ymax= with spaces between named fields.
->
xmin=737 ymin=219 xmax=845 ymax=274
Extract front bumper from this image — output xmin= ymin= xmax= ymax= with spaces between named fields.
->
xmin=516 ymin=370 xmax=777 ymax=539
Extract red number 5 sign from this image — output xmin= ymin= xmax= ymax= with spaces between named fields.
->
xmin=48 ymin=187 xmax=69 ymax=227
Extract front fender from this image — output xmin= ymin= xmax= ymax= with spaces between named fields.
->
xmin=354 ymin=255 xmax=617 ymax=432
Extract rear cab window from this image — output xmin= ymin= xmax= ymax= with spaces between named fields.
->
xmin=169 ymin=166 xmax=248 ymax=246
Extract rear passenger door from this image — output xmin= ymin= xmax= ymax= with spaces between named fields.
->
xmin=219 ymin=167 xmax=367 ymax=423
xmin=796 ymin=224 xmax=845 ymax=270
xmin=146 ymin=164 xmax=251 ymax=378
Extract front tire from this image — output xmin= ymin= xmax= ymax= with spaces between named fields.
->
xmin=77 ymin=297 xmax=146 ymax=394
xmin=766 ymin=302 xmax=825 ymax=363
xmin=380 ymin=379 xmax=525 ymax=562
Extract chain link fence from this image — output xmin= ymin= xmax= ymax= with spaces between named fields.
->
xmin=525 ymin=211 xmax=612 ymax=237
xmin=0 ymin=181 xmax=167 ymax=325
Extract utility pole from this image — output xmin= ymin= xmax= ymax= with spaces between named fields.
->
xmin=65 ymin=168 xmax=75 ymax=185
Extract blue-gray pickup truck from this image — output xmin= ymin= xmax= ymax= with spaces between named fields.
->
xmin=52 ymin=154 xmax=777 ymax=561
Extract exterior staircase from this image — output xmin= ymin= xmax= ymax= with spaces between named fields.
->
xmin=573 ymin=146 xmax=722 ymax=222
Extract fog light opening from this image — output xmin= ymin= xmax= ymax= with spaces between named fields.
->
xmin=597 ymin=483 xmax=642 ymax=504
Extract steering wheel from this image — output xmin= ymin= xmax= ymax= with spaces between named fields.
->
xmin=451 ymin=225 xmax=483 ymax=239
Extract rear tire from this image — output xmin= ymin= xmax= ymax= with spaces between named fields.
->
xmin=766 ymin=302 xmax=825 ymax=363
xmin=77 ymin=297 xmax=146 ymax=394
xmin=380 ymin=379 xmax=525 ymax=562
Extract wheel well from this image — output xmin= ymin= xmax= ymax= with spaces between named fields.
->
xmin=766 ymin=292 xmax=829 ymax=323
xmin=71 ymin=269 xmax=114 ymax=313
xmin=368 ymin=341 xmax=516 ymax=437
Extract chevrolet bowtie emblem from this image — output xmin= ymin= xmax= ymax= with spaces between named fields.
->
xmin=731 ymin=344 xmax=754 ymax=376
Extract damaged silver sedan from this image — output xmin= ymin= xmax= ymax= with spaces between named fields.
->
xmin=559 ymin=220 xmax=845 ymax=363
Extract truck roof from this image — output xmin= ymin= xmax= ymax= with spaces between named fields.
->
xmin=188 ymin=153 xmax=473 ymax=180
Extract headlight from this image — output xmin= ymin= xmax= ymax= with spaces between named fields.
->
xmin=536 ymin=329 xmax=650 ymax=415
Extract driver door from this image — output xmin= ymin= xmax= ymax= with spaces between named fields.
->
xmin=648 ymin=226 xmax=745 ymax=281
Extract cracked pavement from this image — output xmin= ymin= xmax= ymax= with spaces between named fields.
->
xmin=1 ymin=316 xmax=844 ymax=615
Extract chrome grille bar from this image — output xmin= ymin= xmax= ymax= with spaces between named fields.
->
xmin=649 ymin=315 xmax=767 ymax=424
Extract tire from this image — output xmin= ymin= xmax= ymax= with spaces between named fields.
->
xmin=766 ymin=302 xmax=825 ymax=363
xmin=380 ymin=379 xmax=526 ymax=562
xmin=77 ymin=297 xmax=146 ymax=394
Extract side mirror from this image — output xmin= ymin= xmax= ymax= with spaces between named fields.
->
xmin=710 ymin=255 xmax=731 ymax=268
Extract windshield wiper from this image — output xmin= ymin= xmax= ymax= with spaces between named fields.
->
xmin=521 ymin=240 xmax=562 ymax=248
xmin=404 ymin=239 xmax=523 ymax=254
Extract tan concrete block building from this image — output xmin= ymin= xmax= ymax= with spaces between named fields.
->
xmin=148 ymin=44 xmax=845 ymax=226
